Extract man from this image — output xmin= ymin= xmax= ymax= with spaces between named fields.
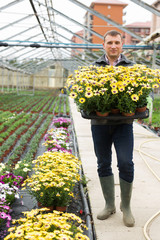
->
xmin=91 ymin=30 xmax=135 ymax=227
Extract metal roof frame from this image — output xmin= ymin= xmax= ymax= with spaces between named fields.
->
xmin=0 ymin=0 xmax=159 ymax=75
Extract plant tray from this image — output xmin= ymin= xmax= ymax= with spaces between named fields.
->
xmin=80 ymin=109 xmax=149 ymax=120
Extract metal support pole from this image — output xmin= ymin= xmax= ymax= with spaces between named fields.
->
xmin=7 ymin=70 xmax=10 ymax=92
xmin=152 ymin=44 xmax=156 ymax=69
xmin=16 ymin=71 xmax=19 ymax=95
xmin=1 ymin=68 xmax=4 ymax=92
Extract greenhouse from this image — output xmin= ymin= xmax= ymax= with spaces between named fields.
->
xmin=0 ymin=0 xmax=160 ymax=240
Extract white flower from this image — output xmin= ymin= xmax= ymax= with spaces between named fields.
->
xmin=23 ymin=168 xmax=31 ymax=172
xmin=0 ymin=163 xmax=5 ymax=170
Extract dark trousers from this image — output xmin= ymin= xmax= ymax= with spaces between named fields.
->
xmin=91 ymin=124 xmax=134 ymax=183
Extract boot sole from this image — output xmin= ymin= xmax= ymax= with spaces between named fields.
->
xmin=97 ymin=209 xmax=116 ymax=220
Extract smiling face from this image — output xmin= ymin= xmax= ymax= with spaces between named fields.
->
xmin=103 ymin=33 xmax=123 ymax=63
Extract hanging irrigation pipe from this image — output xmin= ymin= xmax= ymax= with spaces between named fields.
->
xmin=134 ymin=128 xmax=160 ymax=240
xmin=70 ymin=117 xmax=95 ymax=240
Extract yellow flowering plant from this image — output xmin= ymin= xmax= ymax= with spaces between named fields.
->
xmin=22 ymin=152 xmax=81 ymax=207
xmin=4 ymin=208 xmax=89 ymax=240
xmin=67 ymin=64 xmax=160 ymax=114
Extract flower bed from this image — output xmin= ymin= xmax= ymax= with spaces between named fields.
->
xmin=67 ymin=64 xmax=160 ymax=115
xmin=4 ymin=208 xmax=89 ymax=240
xmin=0 ymin=96 xmax=89 ymax=239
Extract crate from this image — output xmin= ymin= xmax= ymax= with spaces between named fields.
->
xmin=80 ymin=109 xmax=149 ymax=120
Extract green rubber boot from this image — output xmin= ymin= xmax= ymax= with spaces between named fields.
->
xmin=120 ymin=178 xmax=135 ymax=227
xmin=97 ymin=175 xmax=116 ymax=220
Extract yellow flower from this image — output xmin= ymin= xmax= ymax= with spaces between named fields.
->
xmin=86 ymin=86 xmax=92 ymax=91
xmin=79 ymin=98 xmax=85 ymax=103
xmin=131 ymin=94 xmax=139 ymax=101
xmin=118 ymin=86 xmax=125 ymax=92
xmin=110 ymin=83 xmax=117 ymax=88
xmin=77 ymin=86 xmax=83 ymax=92
xmin=93 ymin=89 xmax=100 ymax=96
xmin=85 ymin=91 xmax=93 ymax=98
xmin=111 ymin=88 xmax=118 ymax=94
xmin=152 ymin=83 xmax=159 ymax=88
xmin=69 ymin=92 xmax=77 ymax=99
xmin=15 ymin=229 xmax=24 ymax=237
xmin=72 ymin=84 xmax=78 ymax=90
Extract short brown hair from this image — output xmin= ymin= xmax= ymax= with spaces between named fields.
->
xmin=104 ymin=30 xmax=122 ymax=42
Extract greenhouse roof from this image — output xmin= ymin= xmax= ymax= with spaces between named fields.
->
xmin=0 ymin=0 xmax=159 ymax=73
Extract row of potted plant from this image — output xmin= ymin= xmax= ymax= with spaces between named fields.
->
xmin=42 ymin=96 xmax=57 ymax=113
xmin=7 ymin=117 xmax=44 ymax=166
xmin=67 ymin=64 xmax=160 ymax=115
xmin=53 ymin=94 xmax=70 ymax=116
xmin=0 ymin=113 xmax=41 ymax=161
xmin=31 ymin=96 xmax=52 ymax=113
xmin=0 ymin=93 xmax=70 ymax=116
xmin=0 ymin=112 xmax=31 ymax=136
xmin=2 ymin=116 xmax=89 ymax=239
xmin=0 ymin=114 xmax=54 ymax=234
xmin=1 ymin=114 xmax=53 ymax=179
xmin=0 ymin=111 xmax=15 ymax=124
xmin=0 ymin=95 xmax=39 ymax=112
xmin=0 ymin=94 xmax=50 ymax=113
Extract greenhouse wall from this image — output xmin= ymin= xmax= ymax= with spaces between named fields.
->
xmin=0 ymin=63 xmax=65 ymax=90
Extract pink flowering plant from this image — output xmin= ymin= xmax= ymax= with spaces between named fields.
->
xmin=0 ymin=182 xmax=20 ymax=229
xmin=0 ymin=173 xmax=23 ymax=189
xmin=52 ymin=117 xmax=71 ymax=128
xmin=0 ymin=199 xmax=12 ymax=228
xmin=0 ymin=182 xmax=20 ymax=206
xmin=44 ymin=127 xmax=72 ymax=153
xmin=0 ymin=172 xmax=23 ymax=228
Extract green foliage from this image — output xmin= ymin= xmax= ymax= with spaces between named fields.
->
xmin=143 ymin=95 xmax=160 ymax=127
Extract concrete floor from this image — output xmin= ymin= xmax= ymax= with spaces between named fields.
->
xmin=69 ymin=98 xmax=160 ymax=240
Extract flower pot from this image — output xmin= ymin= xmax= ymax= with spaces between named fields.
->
xmin=56 ymin=206 xmax=67 ymax=212
xmin=96 ymin=111 xmax=109 ymax=117
xmin=111 ymin=108 xmax=120 ymax=114
xmin=136 ymin=106 xmax=147 ymax=113
xmin=37 ymin=202 xmax=54 ymax=211
xmin=122 ymin=112 xmax=135 ymax=117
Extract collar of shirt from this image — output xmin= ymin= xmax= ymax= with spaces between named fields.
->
xmin=105 ymin=54 xmax=122 ymax=66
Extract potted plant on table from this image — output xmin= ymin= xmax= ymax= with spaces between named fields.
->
xmin=43 ymin=127 xmax=72 ymax=153
xmin=22 ymin=152 xmax=81 ymax=210
xmin=52 ymin=117 xmax=71 ymax=128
